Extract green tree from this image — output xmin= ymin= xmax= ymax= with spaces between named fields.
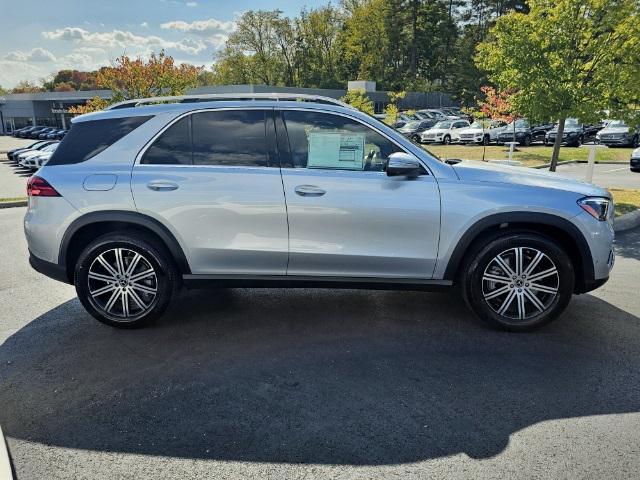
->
xmin=340 ymin=88 xmax=374 ymax=115
xmin=383 ymin=90 xmax=406 ymax=126
xmin=0 ymin=85 xmax=7 ymax=95
xmin=477 ymin=0 xmax=640 ymax=170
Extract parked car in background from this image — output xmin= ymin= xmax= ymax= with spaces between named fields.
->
xmin=16 ymin=142 xmax=58 ymax=166
xmin=631 ymin=147 xmax=640 ymax=172
xmin=45 ymin=129 xmax=67 ymax=140
xmin=37 ymin=127 xmax=58 ymax=139
xmin=596 ymin=120 xmax=640 ymax=147
xmin=420 ymin=119 xmax=471 ymax=144
xmin=398 ymin=119 xmax=439 ymax=141
xmin=15 ymin=126 xmax=43 ymax=138
xmin=544 ymin=119 xmax=604 ymax=147
xmin=6 ymin=140 xmax=51 ymax=161
xmin=530 ymin=123 xmax=556 ymax=143
xmin=425 ymin=108 xmax=460 ymax=120
xmin=21 ymin=143 xmax=59 ymax=171
xmin=497 ymin=119 xmax=535 ymax=146
xmin=458 ymin=120 xmax=508 ymax=145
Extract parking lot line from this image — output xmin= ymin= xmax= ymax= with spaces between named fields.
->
xmin=602 ymin=166 xmax=629 ymax=173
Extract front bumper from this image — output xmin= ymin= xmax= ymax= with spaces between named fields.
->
xmin=599 ymin=136 xmax=632 ymax=146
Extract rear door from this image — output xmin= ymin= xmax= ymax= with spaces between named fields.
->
xmin=131 ymin=108 xmax=289 ymax=275
xmin=276 ymin=109 xmax=441 ymax=279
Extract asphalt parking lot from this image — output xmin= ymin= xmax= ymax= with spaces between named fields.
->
xmin=554 ymin=162 xmax=639 ymax=189
xmin=1 ymin=206 xmax=639 ymax=479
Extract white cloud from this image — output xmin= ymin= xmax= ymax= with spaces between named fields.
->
xmin=42 ymin=27 xmax=208 ymax=55
xmin=4 ymin=47 xmax=57 ymax=62
xmin=186 ymin=1 xmax=197 ymax=6
xmin=140 ymin=22 xmax=149 ymax=28
xmin=160 ymin=18 xmax=236 ymax=35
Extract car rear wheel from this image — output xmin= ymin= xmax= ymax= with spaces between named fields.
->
xmin=522 ymin=135 xmax=532 ymax=146
xmin=74 ymin=232 xmax=180 ymax=328
xmin=461 ymin=233 xmax=574 ymax=332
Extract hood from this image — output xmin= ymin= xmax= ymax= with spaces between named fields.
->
xmin=632 ymin=147 xmax=640 ymax=158
xmin=549 ymin=126 xmax=581 ymax=134
xmin=450 ymin=160 xmax=609 ymax=197
xmin=459 ymin=127 xmax=483 ymax=135
xmin=424 ymin=128 xmax=448 ymax=134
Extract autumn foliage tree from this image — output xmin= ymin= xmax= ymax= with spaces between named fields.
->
xmin=478 ymin=85 xmax=515 ymax=122
xmin=69 ymin=50 xmax=202 ymax=115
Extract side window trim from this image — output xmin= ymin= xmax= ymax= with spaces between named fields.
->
xmin=135 ymin=107 xmax=274 ymax=168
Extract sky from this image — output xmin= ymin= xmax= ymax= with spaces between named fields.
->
xmin=0 ymin=0 xmax=320 ymax=88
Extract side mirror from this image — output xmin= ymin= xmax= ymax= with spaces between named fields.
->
xmin=387 ymin=152 xmax=422 ymax=177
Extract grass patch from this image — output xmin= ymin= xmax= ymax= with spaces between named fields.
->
xmin=0 ymin=197 xmax=27 ymax=203
xmin=423 ymin=144 xmax=633 ymax=167
xmin=610 ymin=189 xmax=640 ymax=217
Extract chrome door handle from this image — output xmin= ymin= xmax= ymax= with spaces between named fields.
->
xmin=294 ymin=185 xmax=326 ymax=197
xmin=147 ymin=181 xmax=179 ymax=191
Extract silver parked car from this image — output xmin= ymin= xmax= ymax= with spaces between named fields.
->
xmin=24 ymin=94 xmax=615 ymax=331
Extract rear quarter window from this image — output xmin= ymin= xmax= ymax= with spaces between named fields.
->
xmin=47 ymin=116 xmax=152 ymax=166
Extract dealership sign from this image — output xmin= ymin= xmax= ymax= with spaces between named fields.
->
xmin=51 ymin=108 xmax=71 ymax=114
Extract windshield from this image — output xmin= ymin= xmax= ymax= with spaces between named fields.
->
xmin=43 ymin=143 xmax=59 ymax=152
xmin=401 ymin=121 xmax=421 ymax=129
xmin=507 ymin=119 xmax=529 ymax=129
xmin=470 ymin=122 xmax=483 ymax=129
xmin=433 ymin=121 xmax=452 ymax=129
xmin=608 ymin=120 xmax=627 ymax=127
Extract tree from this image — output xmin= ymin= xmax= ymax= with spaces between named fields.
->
xmin=340 ymin=89 xmax=374 ymax=115
xmin=0 ymin=85 xmax=7 ymax=95
xmin=477 ymin=0 xmax=640 ymax=170
xmin=68 ymin=51 xmax=202 ymax=114
xmin=383 ymin=91 xmax=406 ymax=126
xmin=11 ymin=80 xmax=43 ymax=93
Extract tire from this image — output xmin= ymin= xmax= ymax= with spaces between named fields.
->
xmin=522 ymin=135 xmax=532 ymax=147
xmin=443 ymin=135 xmax=451 ymax=145
xmin=412 ymin=134 xmax=421 ymax=143
xmin=633 ymin=135 xmax=639 ymax=148
xmin=74 ymin=232 xmax=180 ymax=328
xmin=461 ymin=232 xmax=574 ymax=332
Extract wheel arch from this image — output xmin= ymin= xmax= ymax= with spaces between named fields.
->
xmin=60 ymin=211 xmax=191 ymax=283
xmin=443 ymin=212 xmax=594 ymax=293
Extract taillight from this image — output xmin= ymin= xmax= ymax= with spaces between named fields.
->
xmin=27 ymin=176 xmax=60 ymax=197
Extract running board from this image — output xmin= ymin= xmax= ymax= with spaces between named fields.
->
xmin=182 ymin=274 xmax=453 ymax=291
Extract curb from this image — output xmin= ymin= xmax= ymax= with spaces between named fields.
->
xmin=614 ymin=209 xmax=640 ymax=232
xmin=0 ymin=200 xmax=27 ymax=209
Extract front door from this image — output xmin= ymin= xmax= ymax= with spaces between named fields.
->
xmin=131 ymin=108 xmax=289 ymax=275
xmin=276 ymin=109 xmax=441 ymax=279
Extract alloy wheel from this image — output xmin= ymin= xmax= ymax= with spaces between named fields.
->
xmin=87 ymin=248 xmax=158 ymax=320
xmin=482 ymin=247 xmax=559 ymax=321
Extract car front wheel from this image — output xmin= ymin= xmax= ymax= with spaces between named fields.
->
xmin=461 ymin=233 xmax=574 ymax=331
xmin=74 ymin=232 xmax=180 ymax=328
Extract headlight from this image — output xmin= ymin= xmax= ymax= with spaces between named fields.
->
xmin=578 ymin=197 xmax=611 ymax=221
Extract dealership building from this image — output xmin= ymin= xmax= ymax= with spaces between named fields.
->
xmin=0 ymin=82 xmax=456 ymax=134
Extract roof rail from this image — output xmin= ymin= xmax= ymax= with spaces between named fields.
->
xmin=106 ymin=92 xmax=355 ymax=111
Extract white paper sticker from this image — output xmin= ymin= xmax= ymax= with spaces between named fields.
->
xmin=307 ymin=131 xmax=366 ymax=170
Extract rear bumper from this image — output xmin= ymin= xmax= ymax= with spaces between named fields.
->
xmin=29 ymin=251 xmax=71 ymax=284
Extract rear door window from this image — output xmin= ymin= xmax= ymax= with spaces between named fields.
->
xmin=141 ymin=116 xmax=192 ymax=165
xmin=192 ymin=110 xmax=267 ymax=167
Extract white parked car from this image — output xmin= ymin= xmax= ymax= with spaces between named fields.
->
xmin=458 ymin=120 xmax=508 ymax=145
xmin=420 ymin=120 xmax=471 ymax=144
xmin=18 ymin=142 xmax=58 ymax=168
xmin=23 ymin=150 xmax=56 ymax=170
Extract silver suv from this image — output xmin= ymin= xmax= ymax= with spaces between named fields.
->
xmin=24 ymin=94 xmax=615 ymax=331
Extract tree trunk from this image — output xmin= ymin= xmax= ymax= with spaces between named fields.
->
xmin=410 ymin=0 xmax=418 ymax=79
xmin=549 ymin=117 xmax=565 ymax=172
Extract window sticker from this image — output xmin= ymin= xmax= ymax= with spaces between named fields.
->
xmin=307 ymin=131 xmax=366 ymax=170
